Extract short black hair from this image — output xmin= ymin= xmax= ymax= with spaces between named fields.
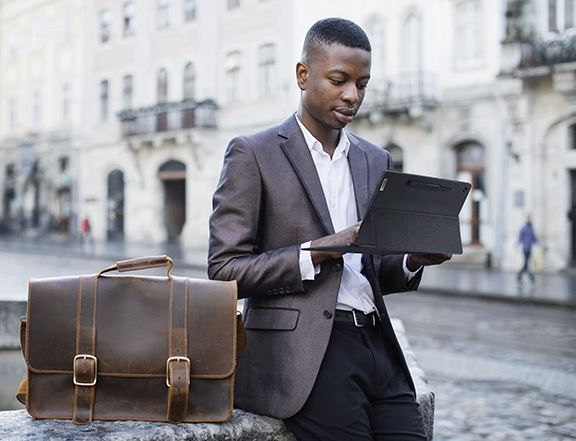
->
xmin=301 ymin=18 xmax=371 ymax=65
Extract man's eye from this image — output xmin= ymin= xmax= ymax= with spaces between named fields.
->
xmin=330 ymin=79 xmax=345 ymax=85
xmin=358 ymin=84 xmax=368 ymax=90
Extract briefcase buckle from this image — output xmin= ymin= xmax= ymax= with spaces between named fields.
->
xmin=166 ymin=356 xmax=191 ymax=387
xmin=73 ymin=354 xmax=98 ymax=386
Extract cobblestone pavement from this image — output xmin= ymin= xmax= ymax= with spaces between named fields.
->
xmin=386 ymin=293 xmax=576 ymax=440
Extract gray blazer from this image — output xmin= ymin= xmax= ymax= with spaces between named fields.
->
xmin=208 ymin=115 xmax=422 ymax=419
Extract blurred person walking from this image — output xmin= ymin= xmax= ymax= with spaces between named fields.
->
xmin=80 ymin=216 xmax=94 ymax=250
xmin=517 ymin=215 xmax=538 ymax=285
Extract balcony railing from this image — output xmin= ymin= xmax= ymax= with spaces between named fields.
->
xmin=117 ymin=99 xmax=217 ymax=138
xmin=519 ymin=33 xmax=576 ymax=69
xmin=360 ymin=72 xmax=439 ymax=115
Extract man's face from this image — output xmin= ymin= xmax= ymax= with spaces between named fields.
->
xmin=297 ymin=44 xmax=371 ymax=133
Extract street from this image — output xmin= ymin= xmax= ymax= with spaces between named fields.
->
xmin=386 ymin=293 xmax=576 ymax=440
xmin=0 ymin=249 xmax=575 ymax=440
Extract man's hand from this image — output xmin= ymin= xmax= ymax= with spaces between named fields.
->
xmin=310 ymin=222 xmax=362 ymax=266
xmin=406 ymin=253 xmax=451 ymax=272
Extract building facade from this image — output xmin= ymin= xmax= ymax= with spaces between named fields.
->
xmin=0 ymin=0 xmax=574 ymax=271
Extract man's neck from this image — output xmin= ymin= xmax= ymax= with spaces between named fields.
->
xmin=296 ymin=112 xmax=340 ymax=158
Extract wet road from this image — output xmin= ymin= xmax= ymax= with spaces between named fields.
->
xmin=385 ymin=292 xmax=576 ymax=440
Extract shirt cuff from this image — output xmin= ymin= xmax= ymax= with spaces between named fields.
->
xmin=300 ymin=242 xmax=320 ymax=281
xmin=403 ymin=254 xmax=422 ymax=281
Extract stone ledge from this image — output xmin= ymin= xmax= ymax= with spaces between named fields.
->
xmin=0 ymin=312 xmax=434 ymax=440
xmin=0 ymin=409 xmax=297 ymax=441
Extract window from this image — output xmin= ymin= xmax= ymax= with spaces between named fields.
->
xmin=32 ymin=18 xmax=45 ymax=50
xmin=59 ymin=156 xmax=69 ymax=173
xmin=183 ymin=63 xmax=195 ymax=100
xmin=7 ymin=33 xmax=18 ymax=59
xmin=100 ymin=9 xmax=112 ymax=43
xmin=184 ymin=0 xmax=196 ymax=21
xmin=368 ymin=20 xmax=386 ymax=81
xmin=225 ymin=51 xmax=241 ymax=103
xmin=63 ymin=11 xmax=72 ymax=42
xmin=454 ymin=0 xmax=483 ymax=67
xmin=100 ymin=80 xmax=109 ymax=121
xmin=569 ymin=123 xmax=576 ymax=150
xmin=33 ymin=90 xmax=42 ymax=127
xmin=8 ymin=97 xmax=16 ymax=130
xmin=123 ymin=75 xmax=134 ymax=109
xmin=385 ymin=143 xmax=404 ymax=172
xmin=157 ymin=69 xmax=168 ymax=104
xmin=548 ymin=0 xmax=576 ymax=31
xmin=258 ymin=44 xmax=275 ymax=97
xmin=62 ymin=82 xmax=70 ymax=120
xmin=157 ymin=0 xmax=170 ymax=30
xmin=123 ymin=1 xmax=135 ymax=36
xmin=227 ymin=0 xmax=240 ymax=10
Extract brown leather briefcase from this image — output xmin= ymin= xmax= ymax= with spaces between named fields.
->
xmin=19 ymin=255 xmax=242 ymax=424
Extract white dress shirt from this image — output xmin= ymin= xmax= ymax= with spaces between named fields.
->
xmin=295 ymin=115 xmax=420 ymax=314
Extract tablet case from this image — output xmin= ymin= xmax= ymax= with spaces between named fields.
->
xmin=305 ymin=171 xmax=471 ymax=255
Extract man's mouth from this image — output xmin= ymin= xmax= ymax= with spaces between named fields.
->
xmin=333 ymin=108 xmax=356 ymax=124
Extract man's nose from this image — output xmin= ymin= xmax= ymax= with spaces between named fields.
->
xmin=341 ymin=83 xmax=360 ymax=105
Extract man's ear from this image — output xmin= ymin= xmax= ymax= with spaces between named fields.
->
xmin=296 ymin=62 xmax=308 ymax=91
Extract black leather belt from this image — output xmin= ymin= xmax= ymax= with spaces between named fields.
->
xmin=334 ymin=309 xmax=379 ymax=327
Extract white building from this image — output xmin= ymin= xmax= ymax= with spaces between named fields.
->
xmin=1 ymin=0 xmax=574 ymax=271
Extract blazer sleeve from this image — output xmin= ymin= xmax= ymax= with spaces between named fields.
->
xmin=207 ymin=136 xmax=306 ymax=299
xmin=374 ymin=254 xmax=422 ymax=295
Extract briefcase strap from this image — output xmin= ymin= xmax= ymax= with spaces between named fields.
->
xmin=73 ymin=275 xmax=98 ymax=425
xmin=166 ymin=278 xmax=190 ymax=423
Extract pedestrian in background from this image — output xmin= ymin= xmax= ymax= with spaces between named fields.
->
xmin=517 ymin=215 xmax=538 ymax=285
xmin=80 ymin=216 xmax=94 ymax=250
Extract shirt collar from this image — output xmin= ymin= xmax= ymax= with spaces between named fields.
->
xmin=295 ymin=114 xmax=350 ymax=157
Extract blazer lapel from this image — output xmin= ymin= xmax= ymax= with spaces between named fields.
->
xmin=347 ymin=135 xmax=369 ymax=221
xmin=278 ymin=116 xmax=335 ymax=235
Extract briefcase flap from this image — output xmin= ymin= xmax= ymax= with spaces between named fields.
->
xmin=25 ymin=275 xmax=237 ymax=379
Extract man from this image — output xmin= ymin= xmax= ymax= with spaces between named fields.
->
xmin=517 ymin=215 xmax=538 ymax=285
xmin=208 ymin=18 xmax=449 ymax=440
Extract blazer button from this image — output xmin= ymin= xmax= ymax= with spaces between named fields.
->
xmin=334 ymin=262 xmax=342 ymax=272
xmin=279 ymin=288 xmax=285 ymax=294
xmin=323 ymin=310 xmax=333 ymax=319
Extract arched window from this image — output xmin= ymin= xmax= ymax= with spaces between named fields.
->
xmin=157 ymin=68 xmax=168 ymax=104
xmin=183 ymin=62 xmax=195 ymax=101
xmin=401 ymin=11 xmax=423 ymax=100
xmin=454 ymin=0 xmax=483 ymax=67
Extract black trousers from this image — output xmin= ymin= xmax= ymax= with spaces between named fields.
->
xmin=285 ymin=320 xmax=426 ymax=441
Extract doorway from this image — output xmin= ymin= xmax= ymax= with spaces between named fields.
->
xmin=455 ymin=141 xmax=485 ymax=245
xmin=158 ymin=160 xmax=186 ymax=243
xmin=570 ymin=170 xmax=576 ymax=266
xmin=107 ymin=170 xmax=125 ymax=241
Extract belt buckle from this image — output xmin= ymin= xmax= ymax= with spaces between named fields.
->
xmin=352 ymin=310 xmax=376 ymax=327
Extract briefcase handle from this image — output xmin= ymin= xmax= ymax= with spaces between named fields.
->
xmin=99 ymin=255 xmax=174 ymax=277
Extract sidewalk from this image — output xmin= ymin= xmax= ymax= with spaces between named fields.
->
xmin=1 ymin=235 xmax=574 ymax=308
